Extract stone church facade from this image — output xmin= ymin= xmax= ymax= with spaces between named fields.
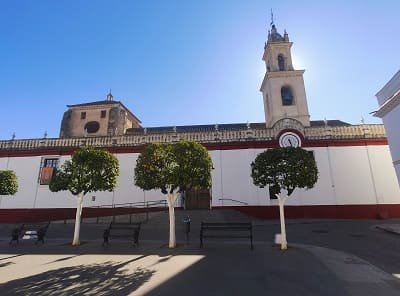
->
xmin=60 ymin=92 xmax=141 ymax=138
xmin=0 ymin=23 xmax=399 ymax=222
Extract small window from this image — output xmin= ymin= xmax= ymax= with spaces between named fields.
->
xmin=101 ymin=110 xmax=106 ymax=118
xmin=81 ymin=112 xmax=86 ymax=119
xmin=278 ymin=54 xmax=285 ymax=71
xmin=281 ymin=86 xmax=294 ymax=106
xmin=44 ymin=158 xmax=59 ymax=168
xmin=39 ymin=158 xmax=59 ymax=185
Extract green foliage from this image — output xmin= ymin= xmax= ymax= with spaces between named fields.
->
xmin=251 ymin=147 xmax=318 ymax=196
xmin=49 ymin=147 xmax=119 ymax=196
xmin=134 ymin=139 xmax=213 ymax=194
xmin=0 ymin=170 xmax=18 ymax=195
xmin=134 ymin=143 xmax=176 ymax=193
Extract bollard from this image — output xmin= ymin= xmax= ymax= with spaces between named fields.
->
xmin=183 ymin=215 xmax=191 ymax=244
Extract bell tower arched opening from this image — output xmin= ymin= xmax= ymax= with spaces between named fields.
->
xmin=281 ymin=86 xmax=294 ymax=106
xmin=278 ymin=54 xmax=285 ymax=71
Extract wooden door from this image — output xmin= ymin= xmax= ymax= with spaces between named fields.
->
xmin=184 ymin=189 xmax=211 ymax=210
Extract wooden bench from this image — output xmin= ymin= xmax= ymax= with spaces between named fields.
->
xmin=10 ymin=222 xmax=50 ymax=245
xmin=102 ymin=222 xmax=141 ymax=247
xmin=200 ymin=222 xmax=253 ymax=249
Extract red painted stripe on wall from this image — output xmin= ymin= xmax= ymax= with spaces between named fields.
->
xmin=219 ymin=204 xmax=400 ymax=219
xmin=0 ymin=207 xmax=167 ymax=223
xmin=0 ymin=204 xmax=399 ymax=223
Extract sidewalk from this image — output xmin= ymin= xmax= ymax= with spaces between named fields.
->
xmin=1 ymin=227 xmax=400 ymax=295
xmin=375 ymin=223 xmax=400 ymax=236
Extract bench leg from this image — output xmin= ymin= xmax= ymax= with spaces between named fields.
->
xmin=9 ymin=238 xmax=18 ymax=245
xmin=133 ymin=229 xmax=139 ymax=247
xmin=36 ymin=238 xmax=44 ymax=245
xmin=102 ymin=238 xmax=109 ymax=247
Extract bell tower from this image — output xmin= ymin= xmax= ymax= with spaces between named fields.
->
xmin=260 ymin=22 xmax=310 ymax=127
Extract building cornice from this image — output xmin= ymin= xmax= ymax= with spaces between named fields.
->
xmin=260 ymin=70 xmax=305 ymax=91
xmin=374 ymin=89 xmax=400 ymax=118
xmin=0 ymin=124 xmax=386 ymax=155
xmin=375 ymin=70 xmax=400 ymax=104
xmin=266 ymin=70 xmax=305 ymax=78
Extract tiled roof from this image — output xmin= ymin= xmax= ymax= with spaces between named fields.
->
xmin=67 ymin=100 xmax=141 ymax=123
xmin=126 ymin=120 xmax=351 ymax=135
xmin=310 ymin=120 xmax=351 ymax=127
xmin=67 ymin=100 xmax=118 ymax=107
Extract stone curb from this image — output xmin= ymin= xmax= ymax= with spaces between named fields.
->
xmin=375 ymin=224 xmax=400 ymax=236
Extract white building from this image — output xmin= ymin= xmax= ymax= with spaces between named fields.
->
xmin=1 ymin=23 xmax=399 ymax=223
xmin=375 ymin=70 xmax=400 ymax=185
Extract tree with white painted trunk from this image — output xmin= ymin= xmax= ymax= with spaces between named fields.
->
xmin=0 ymin=170 xmax=18 ymax=195
xmin=49 ymin=147 xmax=119 ymax=246
xmin=134 ymin=140 xmax=212 ymax=248
xmin=251 ymin=147 xmax=318 ymax=250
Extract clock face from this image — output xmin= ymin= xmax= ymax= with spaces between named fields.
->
xmin=279 ymin=132 xmax=301 ymax=147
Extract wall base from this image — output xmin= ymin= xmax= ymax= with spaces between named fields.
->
xmin=0 ymin=207 xmax=168 ymax=223
xmin=218 ymin=204 xmax=400 ymax=220
xmin=1 ymin=204 xmax=400 ymax=223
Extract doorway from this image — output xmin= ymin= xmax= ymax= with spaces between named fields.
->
xmin=184 ymin=189 xmax=211 ymax=210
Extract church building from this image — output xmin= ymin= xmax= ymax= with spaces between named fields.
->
xmin=0 ymin=23 xmax=399 ymax=222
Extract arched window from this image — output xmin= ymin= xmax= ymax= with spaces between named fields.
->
xmin=278 ymin=54 xmax=285 ymax=71
xmin=84 ymin=121 xmax=100 ymax=133
xmin=281 ymin=86 xmax=294 ymax=106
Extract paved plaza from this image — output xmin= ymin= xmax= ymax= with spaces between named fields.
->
xmin=0 ymin=211 xmax=400 ymax=295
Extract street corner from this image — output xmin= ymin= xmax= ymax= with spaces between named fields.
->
xmin=295 ymin=243 xmax=400 ymax=285
xmin=375 ymin=224 xmax=400 ymax=236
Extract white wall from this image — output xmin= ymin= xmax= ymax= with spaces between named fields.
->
xmin=209 ymin=145 xmax=400 ymax=206
xmin=286 ymin=147 xmax=337 ymax=206
xmin=329 ymin=146 xmax=377 ymax=204
xmin=366 ymin=145 xmax=400 ymax=203
xmin=0 ymin=155 xmax=75 ymax=208
xmin=382 ymin=105 xmax=400 ymax=186
xmin=0 ymin=157 xmax=8 ymax=169
xmin=210 ymin=149 xmax=269 ymax=207
xmin=114 ymin=153 xmax=165 ymax=205
xmin=375 ymin=70 xmax=400 ymax=186
xmin=1 ymin=144 xmax=399 ymax=209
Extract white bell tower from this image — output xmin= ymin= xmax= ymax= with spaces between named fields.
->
xmin=260 ymin=23 xmax=310 ymax=127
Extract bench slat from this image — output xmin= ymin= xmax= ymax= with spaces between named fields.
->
xmin=202 ymin=235 xmax=251 ymax=238
xmin=103 ymin=222 xmax=141 ymax=246
xmin=200 ymin=221 xmax=253 ymax=249
xmin=201 ymin=227 xmax=251 ymax=230
xmin=202 ymin=223 xmax=251 ymax=225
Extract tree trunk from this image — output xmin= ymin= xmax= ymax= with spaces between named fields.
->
xmin=276 ymin=193 xmax=287 ymax=250
xmin=72 ymin=193 xmax=84 ymax=246
xmin=166 ymin=192 xmax=179 ymax=248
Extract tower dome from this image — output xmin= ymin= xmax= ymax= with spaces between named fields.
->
xmin=268 ymin=24 xmax=289 ymax=43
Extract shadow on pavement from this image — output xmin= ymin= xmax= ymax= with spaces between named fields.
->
xmin=146 ymin=245 xmax=348 ymax=296
xmin=0 ymin=258 xmax=155 ymax=296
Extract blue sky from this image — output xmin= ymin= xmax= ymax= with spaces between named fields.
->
xmin=1 ymin=0 xmax=399 ymax=140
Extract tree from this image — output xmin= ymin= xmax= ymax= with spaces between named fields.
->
xmin=49 ymin=147 xmax=119 ymax=246
xmin=135 ymin=139 xmax=213 ymax=248
xmin=251 ymin=147 xmax=318 ymax=250
xmin=0 ymin=170 xmax=18 ymax=195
